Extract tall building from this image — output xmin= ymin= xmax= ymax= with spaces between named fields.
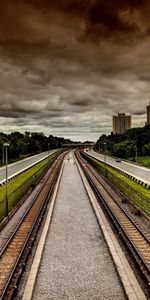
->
xmin=113 ymin=113 xmax=131 ymax=134
xmin=147 ymin=102 xmax=150 ymax=125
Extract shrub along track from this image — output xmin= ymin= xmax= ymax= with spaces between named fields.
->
xmin=75 ymin=150 xmax=150 ymax=293
xmin=0 ymin=151 xmax=66 ymax=300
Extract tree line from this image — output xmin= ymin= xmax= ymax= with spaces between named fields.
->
xmin=95 ymin=125 xmax=150 ymax=159
xmin=0 ymin=131 xmax=76 ymax=164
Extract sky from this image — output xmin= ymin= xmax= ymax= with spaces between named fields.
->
xmin=0 ymin=0 xmax=150 ymax=141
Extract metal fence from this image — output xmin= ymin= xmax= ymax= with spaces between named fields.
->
xmin=0 ymin=151 xmax=60 ymax=221
xmin=82 ymin=152 xmax=150 ymax=216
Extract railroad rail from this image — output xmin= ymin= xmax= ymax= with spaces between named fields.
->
xmin=76 ymin=150 xmax=150 ymax=291
xmin=0 ymin=151 xmax=66 ymax=300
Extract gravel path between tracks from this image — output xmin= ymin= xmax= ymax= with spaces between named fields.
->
xmin=32 ymin=152 xmax=126 ymax=300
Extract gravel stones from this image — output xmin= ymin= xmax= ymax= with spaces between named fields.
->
xmin=32 ymin=153 xmax=126 ymax=300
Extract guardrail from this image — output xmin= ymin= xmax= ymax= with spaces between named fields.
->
xmin=0 ymin=150 xmax=56 ymax=186
xmin=81 ymin=152 xmax=150 ymax=217
xmin=0 ymin=151 xmax=60 ymax=221
xmin=87 ymin=151 xmax=150 ymax=189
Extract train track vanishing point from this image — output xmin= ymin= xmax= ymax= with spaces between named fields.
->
xmin=76 ymin=150 xmax=150 ymax=291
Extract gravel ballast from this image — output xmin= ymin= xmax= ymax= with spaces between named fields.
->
xmin=0 ymin=159 xmax=53 ymax=253
xmin=32 ymin=152 xmax=126 ymax=300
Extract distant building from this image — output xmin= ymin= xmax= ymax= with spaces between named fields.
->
xmin=113 ymin=113 xmax=131 ymax=134
xmin=147 ymin=102 xmax=150 ymax=125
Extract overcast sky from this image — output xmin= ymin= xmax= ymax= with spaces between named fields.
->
xmin=0 ymin=0 xmax=150 ymax=141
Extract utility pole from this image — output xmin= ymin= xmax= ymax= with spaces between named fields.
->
xmin=103 ymin=142 xmax=107 ymax=164
xmin=135 ymin=142 xmax=138 ymax=164
xmin=128 ymin=140 xmax=138 ymax=163
xmin=103 ymin=142 xmax=107 ymax=178
xmin=4 ymin=143 xmax=10 ymax=217
xmin=48 ymin=143 xmax=50 ymax=155
xmin=2 ymin=144 xmax=4 ymax=164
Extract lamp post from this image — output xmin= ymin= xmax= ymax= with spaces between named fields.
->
xmin=103 ymin=142 xmax=107 ymax=177
xmin=2 ymin=144 xmax=5 ymax=164
xmin=128 ymin=140 xmax=137 ymax=163
xmin=48 ymin=143 xmax=50 ymax=155
xmin=103 ymin=142 xmax=107 ymax=164
xmin=134 ymin=142 xmax=138 ymax=164
xmin=4 ymin=143 xmax=10 ymax=217
xmin=21 ymin=142 xmax=24 ymax=157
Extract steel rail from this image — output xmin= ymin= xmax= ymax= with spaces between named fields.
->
xmin=0 ymin=152 xmax=66 ymax=300
xmin=76 ymin=150 xmax=150 ymax=288
xmin=0 ymin=150 xmax=62 ymax=232
xmin=0 ymin=151 xmax=62 ymax=255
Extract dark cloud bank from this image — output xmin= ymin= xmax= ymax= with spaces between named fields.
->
xmin=0 ymin=0 xmax=150 ymax=140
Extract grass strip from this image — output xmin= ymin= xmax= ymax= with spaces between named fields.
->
xmin=82 ymin=152 xmax=150 ymax=217
xmin=0 ymin=151 xmax=59 ymax=220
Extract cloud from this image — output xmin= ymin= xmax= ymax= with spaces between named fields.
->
xmin=0 ymin=1 xmax=149 ymax=140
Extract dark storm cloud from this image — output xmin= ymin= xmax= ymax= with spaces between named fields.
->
xmin=0 ymin=0 xmax=150 ymax=47
xmin=0 ymin=0 xmax=150 ymax=140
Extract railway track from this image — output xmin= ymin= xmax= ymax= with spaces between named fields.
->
xmin=76 ymin=150 xmax=150 ymax=291
xmin=0 ymin=152 xmax=66 ymax=300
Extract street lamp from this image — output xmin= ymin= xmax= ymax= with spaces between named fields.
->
xmin=4 ymin=143 xmax=10 ymax=217
xmin=2 ymin=144 xmax=4 ymax=164
xmin=134 ymin=142 xmax=138 ymax=164
xmin=48 ymin=143 xmax=50 ymax=155
xmin=103 ymin=142 xmax=107 ymax=178
xmin=127 ymin=140 xmax=137 ymax=163
xmin=103 ymin=142 xmax=107 ymax=164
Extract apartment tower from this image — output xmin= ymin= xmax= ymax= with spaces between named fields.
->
xmin=113 ymin=113 xmax=131 ymax=134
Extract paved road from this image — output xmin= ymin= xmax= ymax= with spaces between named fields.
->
xmin=87 ymin=149 xmax=150 ymax=185
xmin=0 ymin=150 xmax=56 ymax=184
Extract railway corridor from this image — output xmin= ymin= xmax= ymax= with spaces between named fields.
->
xmin=31 ymin=152 xmax=126 ymax=300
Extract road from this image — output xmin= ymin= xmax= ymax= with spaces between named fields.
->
xmin=87 ymin=149 xmax=150 ymax=185
xmin=0 ymin=150 xmax=56 ymax=184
